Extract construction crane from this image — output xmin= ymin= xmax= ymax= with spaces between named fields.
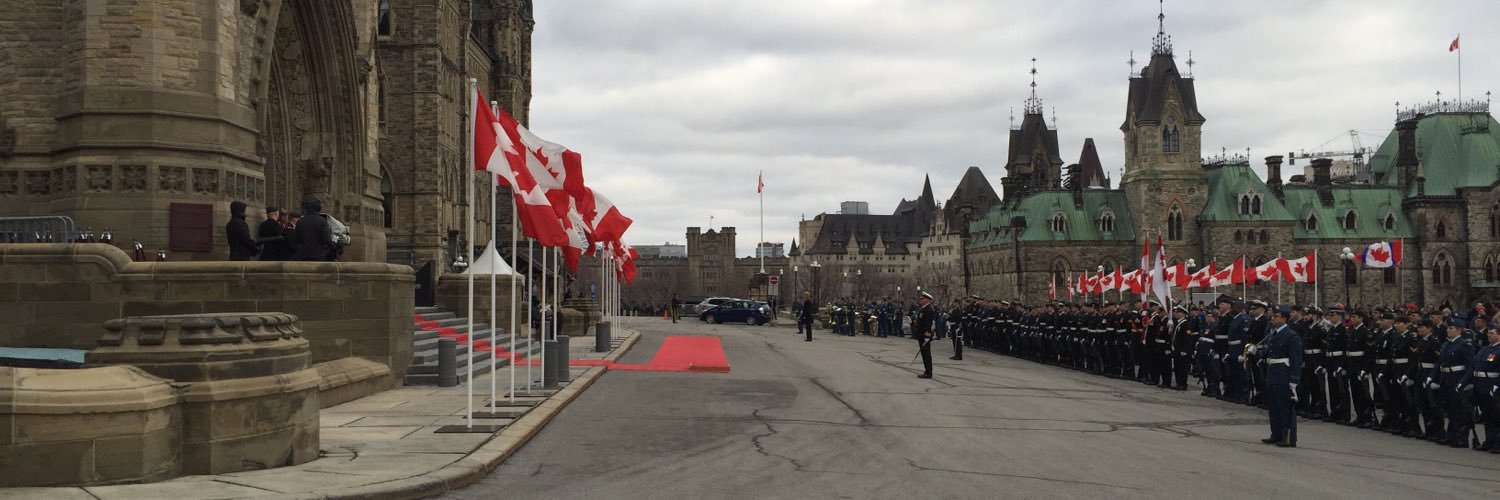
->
xmin=1286 ymin=130 xmax=1371 ymax=170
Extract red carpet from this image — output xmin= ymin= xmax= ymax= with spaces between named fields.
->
xmin=610 ymin=335 xmax=730 ymax=373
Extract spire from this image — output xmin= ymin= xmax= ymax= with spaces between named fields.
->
xmin=1023 ymin=57 xmax=1043 ymax=115
xmin=1152 ymin=0 xmax=1172 ymax=56
xmin=921 ymin=174 xmax=935 ymax=207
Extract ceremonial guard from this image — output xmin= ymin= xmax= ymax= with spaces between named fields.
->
xmin=1326 ymin=307 xmax=1352 ymax=423
xmin=1346 ymin=310 xmax=1377 ymax=428
xmin=1385 ymin=315 xmax=1417 ymax=435
xmin=1372 ymin=312 xmax=1398 ymax=431
xmin=1257 ymin=306 xmax=1303 ymax=448
xmin=1467 ymin=326 xmax=1500 ymax=452
xmin=1305 ymin=307 xmax=1334 ymax=420
xmin=1223 ymin=301 xmax=1252 ymax=403
xmin=1413 ymin=319 xmax=1447 ymax=440
xmin=1170 ymin=305 xmax=1193 ymax=390
xmin=947 ymin=299 xmax=965 ymax=361
xmin=1196 ymin=312 xmax=1222 ymax=397
xmin=914 ymin=292 xmax=937 ymax=379
xmin=1295 ymin=307 xmax=1326 ymax=419
xmin=1429 ymin=321 xmax=1476 ymax=447
xmin=1242 ymin=301 xmax=1271 ymax=406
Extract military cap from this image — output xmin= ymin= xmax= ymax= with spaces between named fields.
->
xmin=1394 ymin=314 xmax=1410 ymax=323
xmin=1380 ymin=312 xmax=1396 ymax=321
xmin=1248 ymin=300 xmax=1268 ymax=310
xmin=919 ymin=291 xmax=934 ymax=300
xmin=1447 ymin=320 xmax=1467 ymax=330
xmin=1349 ymin=309 xmax=1366 ymax=318
xmin=1273 ymin=305 xmax=1291 ymax=315
xmin=1216 ymin=296 xmax=1236 ymax=305
xmin=1418 ymin=319 xmax=1436 ymax=329
xmin=1305 ymin=306 xmax=1323 ymax=315
xmin=1327 ymin=305 xmax=1346 ymax=315
xmin=265 ymin=205 xmax=280 ymax=214
xmin=1172 ymin=305 xmax=1188 ymax=314
xmin=1148 ymin=300 xmax=1162 ymax=308
xmin=1289 ymin=305 xmax=1305 ymax=313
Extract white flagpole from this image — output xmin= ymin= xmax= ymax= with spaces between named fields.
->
xmin=759 ymin=170 xmax=765 ymax=275
xmin=1276 ymin=252 xmax=1283 ymax=305
xmin=507 ymin=187 xmax=518 ymax=403
xmin=525 ymin=237 xmax=534 ymax=393
xmin=540 ymin=247 xmax=548 ymax=386
xmin=487 ymin=102 xmax=499 ymax=408
xmin=1242 ymin=255 xmax=1247 ymax=301
xmin=1314 ymin=250 xmax=1320 ymax=308
xmin=1457 ymin=33 xmax=1462 ymax=104
xmin=553 ymin=248 xmax=561 ymax=345
xmin=464 ymin=79 xmax=477 ymax=428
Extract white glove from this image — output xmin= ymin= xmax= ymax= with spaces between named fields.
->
xmin=1375 ymin=373 xmax=1385 ymax=383
xmin=1335 ymin=367 xmax=1346 ymax=377
xmin=1400 ymin=376 xmax=1413 ymax=387
xmin=1212 ymin=354 xmax=1221 ymax=360
xmin=1358 ymin=371 xmax=1369 ymax=381
xmin=1315 ymin=366 xmax=1327 ymax=375
xmin=1429 ymin=382 xmax=1441 ymax=390
xmin=1460 ymin=384 xmax=1473 ymax=392
xmin=1290 ymin=383 xmax=1299 ymax=394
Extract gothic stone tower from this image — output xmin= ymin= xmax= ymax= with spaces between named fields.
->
xmin=1121 ymin=17 xmax=1207 ymax=252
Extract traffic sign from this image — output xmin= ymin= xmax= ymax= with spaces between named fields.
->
xmin=768 ymin=275 xmax=779 ymax=285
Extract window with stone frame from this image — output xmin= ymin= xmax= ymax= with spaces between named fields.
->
xmin=1162 ymin=117 xmax=1180 ymax=153
xmin=1435 ymin=220 xmax=1447 ymax=239
xmin=1305 ymin=213 xmax=1319 ymax=232
xmin=1051 ymin=260 xmax=1069 ymax=290
xmin=1433 ymin=253 xmax=1455 ymax=285
xmin=1486 ymin=254 xmax=1497 ymax=282
xmin=1384 ymin=212 xmax=1397 ymax=232
xmin=1099 ymin=211 xmax=1116 ymax=233
xmin=1233 ymin=230 xmax=1242 ymax=243
xmin=1492 ymin=203 xmax=1500 ymax=238
xmin=378 ymin=0 xmax=393 ymax=37
xmin=1239 ymin=195 xmax=1251 ymax=215
xmin=1167 ymin=206 xmax=1184 ymax=241
xmin=1383 ymin=267 xmax=1396 ymax=285
xmin=1050 ymin=212 xmax=1066 ymax=232
xmin=1343 ymin=210 xmax=1358 ymax=231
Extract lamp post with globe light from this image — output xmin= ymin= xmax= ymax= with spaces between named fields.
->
xmin=1340 ymin=247 xmax=1356 ymax=307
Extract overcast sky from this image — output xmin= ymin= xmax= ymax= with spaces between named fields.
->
xmin=528 ymin=0 xmax=1499 ymax=258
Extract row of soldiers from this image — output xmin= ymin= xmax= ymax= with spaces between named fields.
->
xmin=825 ymin=297 xmax=921 ymax=338
xmin=949 ymin=296 xmax=1500 ymax=452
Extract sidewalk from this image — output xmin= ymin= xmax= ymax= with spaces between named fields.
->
xmin=1 ymin=329 xmax=641 ymax=500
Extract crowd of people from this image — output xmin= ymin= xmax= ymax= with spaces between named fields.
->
xmin=936 ymin=296 xmax=1500 ymax=452
xmin=223 ymin=198 xmax=343 ymax=262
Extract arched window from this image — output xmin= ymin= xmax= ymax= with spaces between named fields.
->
xmin=1383 ymin=267 xmax=1396 ymax=284
xmin=1259 ymin=230 xmax=1269 ymax=244
xmin=1239 ymin=196 xmax=1251 ymax=215
xmin=1305 ymin=213 xmax=1319 ymax=232
xmin=1384 ymin=212 xmax=1397 ymax=231
xmin=1434 ymin=253 xmax=1456 ymax=286
xmin=1343 ymin=210 xmax=1358 ymax=231
xmin=1050 ymin=213 xmax=1067 ymax=232
xmin=378 ymin=0 xmax=392 ymax=37
xmin=1491 ymin=203 xmax=1500 ymax=238
xmin=1233 ymin=230 xmax=1242 ymax=243
xmin=1486 ymin=254 xmax=1497 ymax=282
xmin=1162 ymin=117 xmax=1180 ymax=153
xmin=1251 ymin=195 xmax=1262 ymax=215
xmin=1167 ymin=205 xmax=1184 ymax=241
xmin=1099 ymin=212 xmax=1116 ymax=233
xmin=1052 ymin=259 xmax=1070 ymax=289
xmin=1435 ymin=220 xmax=1447 ymax=239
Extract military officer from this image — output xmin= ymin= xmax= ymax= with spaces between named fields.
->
xmin=1171 ymin=305 xmax=1193 ymax=390
xmin=1413 ymin=319 xmax=1447 ymax=440
xmin=1326 ymin=306 xmax=1352 ymax=423
xmin=1256 ymin=305 xmax=1303 ymax=447
xmin=914 ymin=292 xmax=937 ymax=379
xmin=1223 ymin=301 xmax=1251 ymax=404
xmin=947 ymin=298 xmax=965 ymax=361
xmin=1197 ymin=311 xmax=1223 ymax=397
xmin=1429 ymin=321 xmax=1476 ymax=447
xmin=1242 ymin=300 xmax=1271 ymax=406
xmin=1346 ymin=310 xmax=1378 ymax=428
xmin=1466 ymin=326 xmax=1500 ymax=452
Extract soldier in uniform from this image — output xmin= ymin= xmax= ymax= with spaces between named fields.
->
xmin=1223 ymin=301 xmax=1251 ymax=404
xmin=1428 ymin=321 xmax=1476 ymax=447
xmin=1372 ymin=312 xmax=1398 ymax=431
xmin=892 ymin=299 xmax=907 ymax=338
xmin=1413 ymin=319 xmax=1447 ymax=440
xmin=1197 ymin=311 xmax=1222 ymax=397
xmin=1145 ymin=301 xmax=1170 ymax=387
xmin=1326 ymin=307 xmax=1352 ymax=423
xmin=1256 ymin=305 xmax=1303 ymax=448
xmin=1243 ymin=300 xmax=1271 ymax=407
xmin=1171 ymin=305 xmax=1193 ymax=390
xmin=1346 ymin=310 xmax=1378 ymax=428
xmin=947 ymin=298 xmax=965 ymax=361
xmin=1467 ymin=326 xmax=1500 ymax=452
xmin=1302 ymin=307 xmax=1331 ymax=420
xmin=1385 ymin=315 xmax=1417 ymax=435
xmin=914 ymin=292 xmax=937 ymax=379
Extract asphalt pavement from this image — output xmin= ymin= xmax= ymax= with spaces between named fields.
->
xmin=444 ymin=319 xmax=1500 ymax=499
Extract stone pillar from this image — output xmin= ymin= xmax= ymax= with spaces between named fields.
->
xmin=1 ymin=366 xmax=182 ymax=486
xmin=561 ymin=298 xmax=604 ymax=338
xmin=85 ymin=313 xmax=321 ymax=474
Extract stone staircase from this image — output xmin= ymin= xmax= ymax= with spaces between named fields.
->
xmin=405 ymin=306 xmax=544 ymax=386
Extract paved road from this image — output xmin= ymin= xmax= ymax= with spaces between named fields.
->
xmin=446 ymin=319 xmax=1500 ymax=499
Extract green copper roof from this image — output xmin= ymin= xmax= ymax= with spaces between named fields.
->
xmin=1199 ymin=161 xmax=1295 ymax=222
xmin=1367 ymin=112 xmax=1500 ymax=196
xmin=1279 ymin=184 xmax=1415 ymax=239
xmin=968 ymin=190 xmax=1136 ymax=248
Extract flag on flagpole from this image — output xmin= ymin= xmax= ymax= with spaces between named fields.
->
xmin=1049 ymin=274 xmax=1057 ymax=301
xmin=1150 ymin=236 xmax=1171 ymax=305
xmin=1357 ymin=240 xmax=1403 ymax=268
xmin=757 ymin=172 xmax=764 ymax=193
xmin=1280 ymin=251 xmax=1318 ymax=283
xmin=1450 ymin=35 xmax=1460 ymax=52
xmin=471 ymin=88 xmax=569 ymax=247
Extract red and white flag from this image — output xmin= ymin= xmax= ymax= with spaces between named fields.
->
xmin=1280 ymin=252 xmax=1317 ymax=283
xmin=1450 ymin=35 xmax=1460 ymax=52
xmin=581 ymin=189 xmax=633 ymax=247
xmin=1209 ymin=260 xmax=1237 ymax=287
xmin=471 ymin=88 xmax=569 ymax=247
xmin=1357 ymin=240 xmax=1403 ymax=268
xmin=1162 ymin=261 xmax=1189 ymax=289
xmin=1066 ymin=275 xmax=1075 ymax=299
xmin=1139 ymin=237 xmax=1151 ymax=304
xmin=757 ymin=172 xmax=764 ymax=194
xmin=1187 ymin=262 xmax=1215 ymax=289
xmin=1049 ymin=275 xmax=1057 ymax=301
xmin=1150 ymin=237 xmax=1171 ymax=305
xmin=1253 ymin=257 xmax=1285 ymax=283
xmin=1098 ymin=269 xmax=1117 ymax=294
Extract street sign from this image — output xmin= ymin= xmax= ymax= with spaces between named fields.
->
xmin=768 ymin=276 xmax=779 ymax=285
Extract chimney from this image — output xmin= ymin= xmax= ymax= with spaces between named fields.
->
xmin=1395 ymin=118 xmax=1420 ymax=192
xmin=1311 ymin=158 xmax=1334 ymax=207
xmin=1066 ymin=164 xmax=1083 ymax=208
xmin=1265 ymin=155 xmax=1285 ymax=199
xmin=1000 ymin=176 xmax=1017 ymax=203
xmin=1416 ymin=176 xmax=1426 ymax=196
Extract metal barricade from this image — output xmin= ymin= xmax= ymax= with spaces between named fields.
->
xmin=0 ymin=216 xmax=78 ymax=243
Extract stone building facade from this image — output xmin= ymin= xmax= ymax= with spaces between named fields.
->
xmin=572 ymin=227 xmax=791 ymax=310
xmin=0 ymin=0 xmax=533 ymax=271
xmin=963 ymin=17 xmax=1499 ymax=309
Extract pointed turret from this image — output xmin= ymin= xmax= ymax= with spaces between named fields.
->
xmin=1077 ymin=138 xmax=1108 ymax=188
xmin=920 ymin=175 xmax=935 ymax=208
xmin=787 ymin=238 xmax=800 ymax=257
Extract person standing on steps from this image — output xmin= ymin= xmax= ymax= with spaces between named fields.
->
xmin=915 ymin=292 xmax=937 ymax=379
xmin=799 ymin=291 xmax=815 ymax=342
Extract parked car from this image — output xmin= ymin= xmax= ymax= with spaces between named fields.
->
xmin=699 ymin=300 xmax=772 ymax=325
xmin=694 ymin=297 xmax=738 ymax=319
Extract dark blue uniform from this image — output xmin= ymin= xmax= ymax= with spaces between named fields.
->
xmin=1261 ymin=322 xmax=1304 ymax=446
xmin=1465 ymin=341 xmax=1500 ymax=451
xmin=1429 ymin=333 xmax=1476 ymax=446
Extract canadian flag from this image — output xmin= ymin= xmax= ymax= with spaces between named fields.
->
xmin=1210 ymin=259 xmax=1237 ymax=287
xmin=1049 ymin=275 xmax=1057 ymax=300
xmin=1139 ymin=237 xmax=1151 ymax=304
xmin=581 ymin=189 xmax=633 ymax=247
xmin=1067 ymin=275 xmax=1075 ymax=299
xmin=471 ymin=88 xmax=569 ymax=247
xmin=1358 ymin=240 xmax=1403 ymax=268
xmin=1280 ymin=252 xmax=1317 ymax=283
xmin=1187 ymin=262 xmax=1215 ymax=289
xmin=1162 ymin=261 xmax=1189 ymax=289
xmin=1150 ymin=237 xmax=1171 ymax=305
xmin=1121 ymin=269 xmax=1145 ymax=294
xmin=1098 ymin=269 xmax=1117 ymax=293
xmin=1229 ymin=257 xmax=1255 ymax=285
xmin=1253 ymin=258 xmax=1285 ymax=283
xmin=1450 ymin=35 xmax=1460 ymax=52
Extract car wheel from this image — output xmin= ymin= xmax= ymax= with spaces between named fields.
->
xmin=708 ymin=315 xmax=719 ymax=324
xmin=745 ymin=316 xmax=756 ymax=326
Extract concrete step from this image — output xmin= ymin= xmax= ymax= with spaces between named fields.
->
xmin=415 ymin=306 xmax=443 ymax=315
xmin=418 ymin=311 xmax=458 ymax=321
xmin=410 ymin=335 xmax=540 ymax=365
xmin=409 ymin=349 xmax=493 ymax=375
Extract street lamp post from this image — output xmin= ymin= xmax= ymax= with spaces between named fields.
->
xmin=809 ymin=260 xmax=822 ymax=306
xmin=1340 ymin=247 xmax=1356 ymax=307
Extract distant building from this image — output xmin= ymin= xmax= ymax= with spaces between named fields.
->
xmin=633 ymin=243 xmax=687 ymax=259
xmin=755 ymin=242 xmax=785 ymax=258
xmin=840 ymin=201 xmax=871 ymax=215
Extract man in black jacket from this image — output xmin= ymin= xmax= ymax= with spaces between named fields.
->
xmin=914 ymin=292 xmax=937 ymax=379
xmin=225 ymin=201 xmax=258 ymax=261
xmin=798 ymin=291 xmax=815 ymax=341
xmin=290 ymin=198 xmax=333 ymax=261
xmin=256 ymin=206 xmax=288 ymax=261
